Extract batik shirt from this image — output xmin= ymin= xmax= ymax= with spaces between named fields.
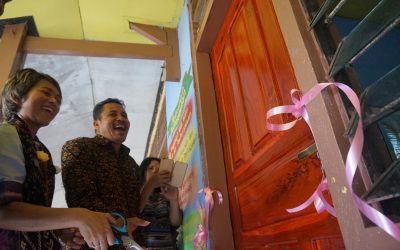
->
xmin=61 ymin=135 xmax=141 ymax=250
xmin=0 ymin=116 xmax=60 ymax=249
xmin=136 ymin=189 xmax=178 ymax=250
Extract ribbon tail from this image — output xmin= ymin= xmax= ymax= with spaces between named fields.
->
xmin=353 ymin=195 xmax=400 ymax=240
xmin=314 ymin=179 xmax=336 ymax=217
xmin=287 ymin=179 xmax=335 ymax=217
xmin=286 ymin=189 xmax=318 ymax=213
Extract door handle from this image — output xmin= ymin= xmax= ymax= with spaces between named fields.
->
xmin=298 ymin=143 xmax=317 ymax=160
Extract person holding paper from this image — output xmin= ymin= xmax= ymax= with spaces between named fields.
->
xmin=0 ymin=69 xmax=117 ymax=250
xmin=61 ymin=98 xmax=149 ymax=249
xmin=137 ymin=157 xmax=182 ymax=249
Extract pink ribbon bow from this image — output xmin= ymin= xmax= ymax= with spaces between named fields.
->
xmin=266 ymin=82 xmax=400 ymax=241
xmin=194 ymin=188 xmax=223 ymax=250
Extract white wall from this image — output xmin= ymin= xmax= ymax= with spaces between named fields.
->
xmin=24 ymin=54 xmax=163 ymax=207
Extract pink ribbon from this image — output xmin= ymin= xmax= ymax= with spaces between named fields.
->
xmin=286 ymin=178 xmax=336 ymax=216
xmin=267 ymin=87 xmax=335 ymax=216
xmin=194 ymin=188 xmax=223 ymax=250
xmin=193 ymin=224 xmax=206 ymax=250
xmin=266 ymin=82 xmax=400 ymax=241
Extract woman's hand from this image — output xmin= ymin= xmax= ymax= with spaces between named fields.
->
xmin=161 ymin=184 xmax=182 ymax=226
xmin=58 ymin=228 xmax=85 ymax=249
xmin=149 ymin=170 xmax=171 ymax=189
xmin=161 ymin=184 xmax=178 ymax=201
xmin=73 ymin=209 xmax=117 ymax=250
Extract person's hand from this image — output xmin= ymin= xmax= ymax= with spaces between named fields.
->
xmin=126 ymin=217 xmax=150 ymax=237
xmin=58 ymin=228 xmax=85 ymax=249
xmin=161 ymin=184 xmax=178 ymax=201
xmin=74 ymin=209 xmax=117 ymax=250
xmin=149 ymin=170 xmax=171 ymax=188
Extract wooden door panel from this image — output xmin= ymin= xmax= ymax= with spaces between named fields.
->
xmin=211 ymin=0 xmax=344 ymax=248
xmin=311 ymin=236 xmax=346 ymax=250
xmin=237 ymin=153 xmax=324 ymax=231
xmin=265 ymin=240 xmax=300 ymax=250
xmin=218 ymin=40 xmax=250 ymax=167
xmin=227 ymin=1 xmax=278 ymax=150
xmin=254 ymin=0 xmax=300 ymax=104
xmin=240 ymin=218 xmax=343 ymax=249
xmin=232 ymin=119 xmax=313 ymax=183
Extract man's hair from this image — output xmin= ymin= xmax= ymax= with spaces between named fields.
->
xmin=139 ymin=157 xmax=161 ymax=187
xmin=92 ymin=98 xmax=126 ymax=120
xmin=1 ymin=68 xmax=62 ymax=122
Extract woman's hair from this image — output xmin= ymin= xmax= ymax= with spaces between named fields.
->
xmin=1 ymin=68 xmax=62 ymax=122
xmin=139 ymin=157 xmax=161 ymax=187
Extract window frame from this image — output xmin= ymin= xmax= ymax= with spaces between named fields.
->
xmin=272 ymin=0 xmax=400 ymax=248
xmin=299 ymin=0 xmax=400 ymax=217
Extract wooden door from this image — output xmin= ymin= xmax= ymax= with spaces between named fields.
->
xmin=210 ymin=0 xmax=344 ymax=249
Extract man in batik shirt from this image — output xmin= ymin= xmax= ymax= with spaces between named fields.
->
xmin=62 ymin=98 xmax=149 ymax=250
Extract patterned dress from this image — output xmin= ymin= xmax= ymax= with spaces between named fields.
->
xmin=136 ymin=189 xmax=178 ymax=250
xmin=0 ymin=116 xmax=61 ymax=249
xmin=61 ymin=135 xmax=141 ymax=250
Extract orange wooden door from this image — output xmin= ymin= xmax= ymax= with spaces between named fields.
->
xmin=211 ymin=0 xmax=344 ymax=249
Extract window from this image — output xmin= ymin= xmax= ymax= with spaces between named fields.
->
xmin=300 ymin=0 xmax=400 ymax=221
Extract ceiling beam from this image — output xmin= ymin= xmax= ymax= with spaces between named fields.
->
xmin=129 ymin=22 xmax=167 ymax=45
xmin=23 ymin=28 xmax=181 ymax=82
xmin=23 ymin=36 xmax=172 ymax=60
xmin=128 ymin=22 xmax=181 ymax=82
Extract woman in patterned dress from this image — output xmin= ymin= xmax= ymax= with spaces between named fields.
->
xmin=0 ymin=68 xmax=117 ymax=250
xmin=137 ymin=157 xmax=182 ymax=250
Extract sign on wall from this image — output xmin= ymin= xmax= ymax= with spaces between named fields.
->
xmin=165 ymin=4 xmax=206 ymax=250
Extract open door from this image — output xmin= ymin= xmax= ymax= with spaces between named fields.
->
xmin=211 ymin=0 xmax=344 ymax=248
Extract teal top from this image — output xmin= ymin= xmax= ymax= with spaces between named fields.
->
xmin=0 ymin=123 xmax=25 ymax=189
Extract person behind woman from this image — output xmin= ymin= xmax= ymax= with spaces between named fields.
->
xmin=0 ymin=68 xmax=117 ymax=250
xmin=137 ymin=157 xmax=182 ymax=249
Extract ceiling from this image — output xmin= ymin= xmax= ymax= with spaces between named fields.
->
xmin=1 ymin=0 xmax=183 ymax=43
xmin=1 ymin=0 xmax=183 ymax=207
